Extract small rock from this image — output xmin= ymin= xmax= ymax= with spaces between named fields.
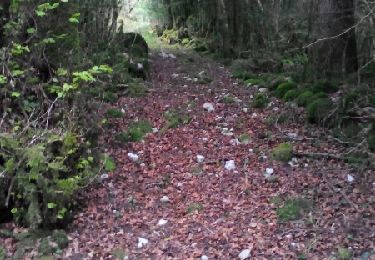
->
xmin=152 ymin=128 xmax=159 ymax=133
xmin=128 ymin=153 xmax=139 ymax=162
xmin=137 ymin=237 xmax=149 ymax=248
xmin=197 ymin=155 xmax=205 ymax=163
xmin=100 ymin=174 xmax=109 ymax=180
xmin=225 ymin=160 xmax=236 ymax=171
xmin=347 ymin=174 xmax=354 ymax=183
xmin=157 ymin=219 xmax=168 ymax=226
xmin=243 ymin=107 xmax=249 ymax=113
xmin=249 ymin=222 xmax=257 ymax=228
xmin=172 ymin=73 xmax=179 ymax=78
xmin=287 ymin=132 xmax=298 ymax=139
xmin=201 ymin=255 xmax=209 ymax=260
xmin=258 ymin=88 xmax=268 ymax=93
xmin=238 ymin=249 xmax=251 ymax=259
xmin=230 ymin=139 xmax=240 ymax=146
xmin=252 ymin=113 xmax=257 ymax=118
xmin=168 ymin=53 xmax=176 ymax=59
xmin=160 ymin=196 xmax=170 ymax=203
xmin=137 ymin=63 xmax=143 ymax=70
xmin=203 ymin=103 xmax=215 ymax=112
xmin=264 ymin=168 xmax=274 ymax=178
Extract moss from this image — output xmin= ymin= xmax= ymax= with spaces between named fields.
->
xmin=187 ymin=203 xmax=203 ymax=214
xmin=275 ymin=82 xmax=297 ymax=98
xmin=296 ymin=90 xmax=314 ymax=107
xmin=252 ymin=93 xmax=269 ymax=108
xmin=245 ymin=78 xmax=265 ymax=87
xmin=312 ymin=79 xmax=338 ymax=93
xmin=268 ymin=77 xmax=289 ymax=91
xmin=238 ymin=133 xmax=250 ymax=143
xmin=38 ymin=237 xmax=56 ymax=255
xmin=232 ymin=70 xmax=253 ymax=80
xmin=283 ymin=89 xmax=300 ymax=101
xmin=51 ymin=229 xmax=69 ymax=249
xmin=116 ymin=120 xmax=152 ymax=142
xmin=127 ymin=82 xmax=147 ymax=97
xmin=105 ymin=108 xmax=124 ymax=118
xmin=337 ymin=247 xmax=351 ymax=260
xmin=102 ymin=92 xmax=118 ymax=103
xmin=277 ymin=198 xmax=310 ymax=221
xmin=164 ymin=109 xmax=190 ymax=129
xmin=312 ymin=92 xmax=328 ymax=100
xmin=368 ymin=134 xmax=375 ymax=152
xmin=307 ymin=98 xmax=332 ymax=123
xmin=272 ymin=142 xmax=293 ymax=162
xmin=220 ymin=95 xmax=236 ymax=104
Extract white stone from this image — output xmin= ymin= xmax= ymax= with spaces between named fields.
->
xmin=168 ymin=53 xmax=176 ymax=59
xmin=152 ymin=128 xmax=159 ymax=133
xmin=243 ymin=107 xmax=248 ymax=113
xmin=203 ymin=103 xmax=215 ymax=113
xmin=128 ymin=153 xmax=139 ymax=162
xmin=157 ymin=219 xmax=168 ymax=226
xmin=287 ymin=132 xmax=298 ymax=138
xmin=266 ymin=168 xmax=274 ymax=175
xmin=258 ymin=88 xmax=268 ymax=93
xmin=252 ymin=113 xmax=257 ymax=118
xmin=230 ymin=139 xmax=240 ymax=146
xmin=172 ymin=73 xmax=179 ymax=78
xmin=137 ymin=237 xmax=149 ymax=248
xmin=238 ymin=249 xmax=251 ymax=259
xmin=160 ymin=196 xmax=170 ymax=203
xmin=201 ymin=255 xmax=209 ymax=260
xmin=347 ymin=174 xmax=354 ymax=183
xmin=100 ymin=174 xmax=109 ymax=180
xmin=273 ymin=107 xmax=279 ymax=111
xmin=137 ymin=63 xmax=143 ymax=70
xmin=197 ymin=155 xmax=205 ymax=163
xmin=225 ymin=160 xmax=236 ymax=171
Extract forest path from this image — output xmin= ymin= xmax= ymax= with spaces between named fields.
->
xmin=63 ymin=48 xmax=373 ymax=259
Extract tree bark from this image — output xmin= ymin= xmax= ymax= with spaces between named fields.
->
xmin=0 ymin=0 xmax=11 ymax=47
xmin=310 ymin=0 xmax=358 ymax=78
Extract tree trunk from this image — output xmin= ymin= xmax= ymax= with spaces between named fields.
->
xmin=0 ymin=0 xmax=10 ymax=47
xmin=310 ymin=0 xmax=358 ymax=78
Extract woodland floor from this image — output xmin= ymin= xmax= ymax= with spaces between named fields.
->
xmin=36 ymin=47 xmax=374 ymax=259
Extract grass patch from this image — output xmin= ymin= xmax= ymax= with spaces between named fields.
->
xmin=105 ymin=108 xmax=124 ymax=118
xmin=238 ymin=133 xmax=251 ymax=144
xmin=337 ymin=247 xmax=351 ymax=260
xmin=277 ymin=198 xmax=310 ymax=221
xmin=163 ymin=109 xmax=190 ymax=129
xmin=252 ymin=93 xmax=269 ymax=108
xmin=220 ymin=95 xmax=236 ymax=104
xmin=187 ymin=202 xmax=203 ymax=214
xmin=272 ymin=142 xmax=293 ymax=162
xmin=116 ymin=119 xmax=152 ymax=142
xmin=275 ymin=81 xmax=297 ymax=98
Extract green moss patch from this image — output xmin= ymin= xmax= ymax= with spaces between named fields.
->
xmin=283 ymin=89 xmax=300 ymax=101
xmin=187 ymin=203 xmax=203 ymax=214
xmin=272 ymin=142 xmax=293 ymax=162
xmin=252 ymin=93 xmax=269 ymax=108
xmin=105 ymin=108 xmax=124 ymax=118
xmin=277 ymin=198 xmax=311 ymax=221
xmin=307 ymin=98 xmax=332 ymax=123
xmin=296 ymin=90 xmax=314 ymax=107
xmin=275 ymin=82 xmax=297 ymax=98
xmin=116 ymin=120 xmax=152 ymax=142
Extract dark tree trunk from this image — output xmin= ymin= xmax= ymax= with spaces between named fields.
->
xmin=310 ymin=0 xmax=358 ymax=78
xmin=0 ymin=0 xmax=11 ymax=47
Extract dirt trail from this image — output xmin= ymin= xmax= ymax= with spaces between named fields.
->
xmin=63 ymin=48 xmax=374 ymax=259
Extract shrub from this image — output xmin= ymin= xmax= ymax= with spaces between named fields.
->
xmin=312 ymin=80 xmax=339 ymax=93
xmin=252 ymin=93 xmax=269 ymax=108
xmin=116 ymin=120 xmax=152 ymax=142
xmin=307 ymin=98 xmax=332 ymax=123
xmin=127 ymin=82 xmax=148 ymax=97
xmin=277 ymin=198 xmax=310 ymax=221
xmin=275 ymin=82 xmax=297 ymax=98
xmin=296 ymin=90 xmax=314 ymax=107
xmin=283 ymin=89 xmax=300 ymax=101
xmin=272 ymin=142 xmax=293 ymax=162
xmin=105 ymin=108 xmax=124 ymax=118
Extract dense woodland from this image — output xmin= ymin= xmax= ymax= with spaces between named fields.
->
xmin=0 ymin=0 xmax=374 ymax=258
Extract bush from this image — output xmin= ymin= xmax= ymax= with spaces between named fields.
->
xmin=283 ymin=89 xmax=300 ymax=101
xmin=312 ymin=80 xmax=339 ymax=93
xmin=252 ymin=93 xmax=269 ymax=108
xmin=275 ymin=82 xmax=297 ymax=98
xmin=272 ymin=142 xmax=293 ymax=162
xmin=307 ymin=98 xmax=332 ymax=123
xmin=296 ymin=91 xmax=314 ymax=107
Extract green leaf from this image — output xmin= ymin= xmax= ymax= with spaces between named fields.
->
xmin=104 ymin=154 xmax=116 ymax=172
xmin=48 ymin=203 xmax=57 ymax=209
xmin=11 ymin=92 xmax=21 ymax=98
xmin=27 ymin=27 xmax=36 ymax=34
xmin=11 ymin=208 xmax=18 ymax=214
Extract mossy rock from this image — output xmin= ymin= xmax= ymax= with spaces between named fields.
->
xmin=307 ymin=98 xmax=332 ymax=123
xmin=312 ymin=80 xmax=339 ymax=93
xmin=368 ymin=134 xmax=375 ymax=152
xmin=272 ymin=142 xmax=293 ymax=162
xmin=275 ymin=82 xmax=297 ymax=98
xmin=252 ymin=93 xmax=269 ymax=108
xmin=283 ymin=89 xmax=300 ymax=101
xmin=105 ymin=108 xmax=124 ymax=118
xmin=296 ymin=90 xmax=314 ymax=107
xmin=277 ymin=198 xmax=310 ymax=221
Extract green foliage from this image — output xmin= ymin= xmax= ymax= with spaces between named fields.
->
xmin=252 ymin=93 xmax=269 ymax=108
xmin=127 ymin=82 xmax=148 ymax=97
xmin=164 ymin=109 xmax=190 ymax=129
xmin=245 ymin=77 xmax=265 ymax=87
xmin=220 ymin=95 xmax=235 ymax=104
xmin=105 ymin=108 xmax=124 ymax=118
xmin=296 ymin=91 xmax=314 ymax=107
xmin=283 ymin=89 xmax=300 ymax=101
xmin=187 ymin=202 xmax=203 ymax=214
xmin=307 ymin=98 xmax=332 ymax=123
xmin=238 ymin=133 xmax=251 ymax=144
xmin=312 ymin=80 xmax=338 ymax=93
xmin=337 ymin=247 xmax=351 ymax=260
xmin=104 ymin=154 xmax=117 ymax=172
xmin=275 ymin=81 xmax=297 ymax=98
xmin=277 ymin=198 xmax=310 ymax=221
xmin=116 ymin=120 xmax=152 ymax=142
xmin=161 ymin=29 xmax=179 ymax=44
xmin=51 ymin=229 xmax=69 ymax=249
xmin=272 ymin=142 xmax=293 ymax=162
